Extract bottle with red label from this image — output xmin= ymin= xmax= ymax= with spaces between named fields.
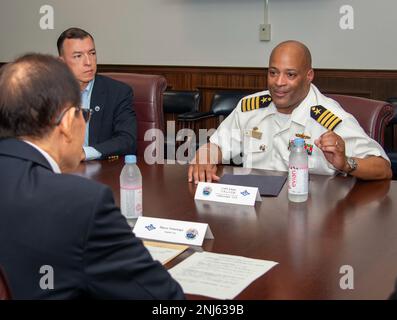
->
xmin=288 ymin=138 xmax=309 ymax=202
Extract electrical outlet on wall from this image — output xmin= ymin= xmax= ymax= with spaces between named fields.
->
xmin=259 ymin=24 xmax=271 ymax=41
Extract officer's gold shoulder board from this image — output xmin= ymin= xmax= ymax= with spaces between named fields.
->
xmin=241 ymin=94 xmax=272 ymax=112
xmin=310 ymin=105 xmax=342 ymax=131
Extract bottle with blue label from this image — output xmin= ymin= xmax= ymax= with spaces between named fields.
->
xmin=120 ymin=155 xmax=142 ymax=223
xmin=288 ymin=138 xmax=309 ymax=202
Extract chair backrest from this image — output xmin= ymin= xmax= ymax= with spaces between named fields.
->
xmin=327 ymin=94 xmax=394 ymax=146
xmin=100 ymin=72 xmax=167 ymax=156
xmin=0 ymin=266 xmax=11 ymax=300
xmin=211 ymin=91 xmax=250 ymax=123
xmin=386 ymin=97 xmax=397 ymax=125
xmin=163 ymin=90 xmax=200 ymax=114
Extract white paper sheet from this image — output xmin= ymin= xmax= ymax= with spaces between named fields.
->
xmin=169 ymin=251 xmax=278 ymax=299
xmin=143 ymin=241 xmax=188 ymax=265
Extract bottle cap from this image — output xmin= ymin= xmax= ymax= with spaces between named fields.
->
xmin=293 ymin=138 xmax=305 ymax=147
xmin=125 ymin=155 xmax=137 ymax=164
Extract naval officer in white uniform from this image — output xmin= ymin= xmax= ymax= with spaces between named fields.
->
xmin=188 ymin=41 xmax=391 ymax=182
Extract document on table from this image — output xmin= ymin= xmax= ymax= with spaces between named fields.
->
xmin=169 ymin=251 xmax=278 ymax=299
xmin=143 ymin=241 xmax=188 ymax=265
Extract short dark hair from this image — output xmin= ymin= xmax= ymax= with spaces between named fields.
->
xmin=57 ymin=27 xmax=94 ymax=55
xmin=0 ymin=53 xmax=81 ymax=139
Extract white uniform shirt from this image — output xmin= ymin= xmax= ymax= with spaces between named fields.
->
xmin=209 ymin=84 xmax=389 ymax=175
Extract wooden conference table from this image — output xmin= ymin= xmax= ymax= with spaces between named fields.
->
xmin=74 ymin=159 xmax=397 ymax=300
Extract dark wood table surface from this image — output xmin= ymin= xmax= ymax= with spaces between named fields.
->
xmin=73 ymin=159 xmax=397 ymax=300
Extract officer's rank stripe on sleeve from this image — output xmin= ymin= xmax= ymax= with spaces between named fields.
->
xmin=320 ymin=112 xmax=333 ymax=126
xmin=311 ymin=105 xmax=342 ymax=131
xmin=328 ymin=117 xmax=342 ymax=131
xmin=317 ymin=110 xmax=330 ymax=123
xmin=324 ymin=114 xmax=337 ymax=128
xmin=242 ymin=98 xmax=247 ymax=112
xmin=241 ymin=94 xmax=272 ymax=112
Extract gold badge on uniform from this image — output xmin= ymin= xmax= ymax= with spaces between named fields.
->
xmin=241 ymin=94 xmax=272 ymax=112
xmin=310 ymin=105 xmax=342 ymax=131
xmin=295 ymin=133 xmax=311 ymax=140
xmin=251 ymin=127 xmax=262 ymax=139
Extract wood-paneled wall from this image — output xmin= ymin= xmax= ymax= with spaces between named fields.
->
xmin=97 ymin=65 xmax=397 ymax=149
xmin=2 ymin=61 xmax=396 ymax=106
xmin=98 ymin=64 xmax=397 ymax=109
xmin=2 ymin=61 xmax=396 ymax=102
xmin=2 ymin=62 xmax=396 ymax=147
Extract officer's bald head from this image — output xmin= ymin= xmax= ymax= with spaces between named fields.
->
xmin=267 ymin=41 xmax=314 ymax=113
xmin=269 ymin=40 xmax=312 ymax=72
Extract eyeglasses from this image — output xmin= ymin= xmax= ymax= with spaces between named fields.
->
xmin=80 ymin=108 xmax=92 ymax=122
xmin=54 ymin=106 xmax=92 ymax=125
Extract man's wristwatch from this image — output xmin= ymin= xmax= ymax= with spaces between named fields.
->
xmin=345 ymin=156 xmax=358 ymax=174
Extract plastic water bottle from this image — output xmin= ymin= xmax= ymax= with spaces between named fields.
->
xmin=288 ymin=138 xmax=309 ymax=202
xmin=120 ymin=155 xmax=142 ymax=223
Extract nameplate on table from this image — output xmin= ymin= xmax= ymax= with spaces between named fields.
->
xmin=133 ymin=216 xmax=214 ymax=246
xmin=194 ymin=182 xmax=262 ymax=206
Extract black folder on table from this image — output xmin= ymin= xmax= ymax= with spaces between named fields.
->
xmin=219 ymin=174 xmax=287 ymax=197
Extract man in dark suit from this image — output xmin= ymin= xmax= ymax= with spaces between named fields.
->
xmin=57 ymin=27 xmax=136 ymax=161
xmin=0 ymin=54 xmax=184 ymax=299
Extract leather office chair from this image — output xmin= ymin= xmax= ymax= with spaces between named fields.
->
xmin=386 ymin=97 xmax=397 ymax=151
xmin=163 ymin=90 xmax=201 ymax=155
xmin=100 ymin=72 xmax=167 ymax=156
xmin=178 ymin=91 xmax=249 ymax=132
xmin=163 ymin=90 xmax=200 ymax=115
xmin=164 ymin=90 xmax=200 ymax=133
xmin=211 ymin=91 xmax=250 ymax=123
xmin=385 ymin=98 xmax=397 ymax=179
xmin=327 ymin=94 xmax=394 ymax=147
xmin=328 ymin=94 xmax=395 ymax=179
xmin=177 ymin=91 xmax=249 ymax=149
xmin=0 ymin=266 xmax=11 ymax=300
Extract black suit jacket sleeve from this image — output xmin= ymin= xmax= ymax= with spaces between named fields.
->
xmin=83 ymin=186 xmax=184 ymax=299
xmin=90 ymin=76 xmax=137 ymax=158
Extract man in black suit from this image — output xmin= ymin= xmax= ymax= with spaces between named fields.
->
xmin=0 ymin=54 xmax=184 ymax=299
xmin=57 ymin=27 xmax=136 ymax=161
